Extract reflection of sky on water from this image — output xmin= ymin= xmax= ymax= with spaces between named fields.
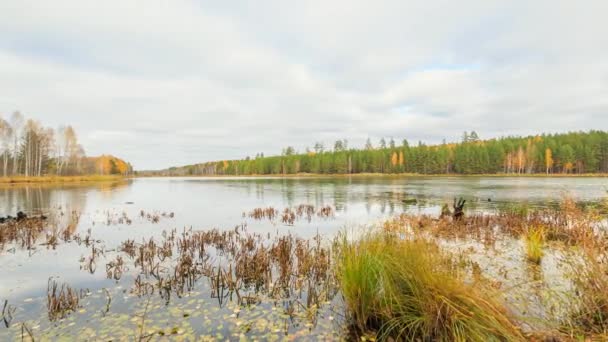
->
xmin=0 ymin=176 xmax=606 ymax=339
xmin=0 ymin=176 xmax=606 ymax=309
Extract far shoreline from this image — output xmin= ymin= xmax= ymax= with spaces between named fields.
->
xmin=0 ymin=175 xmax=128 ymax=185
xmin=2 ymin=173 xmax=604 ymax=186
xmin=133 ymin=172 xmax=608 ymax=179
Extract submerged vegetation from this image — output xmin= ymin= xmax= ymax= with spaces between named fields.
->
xmin=155 ymin=130 xmax=608 ymax=176
xmin=2 ymin=195 xmax=608 ymax=340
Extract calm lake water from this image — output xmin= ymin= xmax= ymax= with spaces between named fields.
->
xmin=0 ymin=176 xmax=606 ymax=339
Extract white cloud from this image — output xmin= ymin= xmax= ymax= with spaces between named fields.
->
xmin=0 ymin=0 xmax=607 ymax=169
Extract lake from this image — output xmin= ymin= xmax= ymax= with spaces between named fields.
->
xmin=0 ymin=176 xmax=606 ymax=340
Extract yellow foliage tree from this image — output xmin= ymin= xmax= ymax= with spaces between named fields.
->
xmin=391 ymin=152 xmax=398 ymax=167
xmin=90 ymin=155 xmax=130 ymax=175
xmin=545 ymin=148 xmax=553 ymax=174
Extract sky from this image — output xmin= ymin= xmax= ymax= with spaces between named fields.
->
xmin=1 ymin=1 xmax=607 ymax=170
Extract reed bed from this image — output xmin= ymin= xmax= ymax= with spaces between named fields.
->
xmin=47 ymin=279 xmax=81 ymax=321
xmin=383 ymin=197 xmax=607 ymax=250
xmin=3 ymin=199 xmax=608 ymax=340
xmin=107 ymin=224 xmax=337 ymax=316
xmin=247 ymin=204 xmax=334 ymax=225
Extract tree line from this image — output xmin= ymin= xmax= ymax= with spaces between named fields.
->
xmin=157 ymin=130 xmax=608 ymax=176
xmin=0 ymin=111 xmax=132 ymax=177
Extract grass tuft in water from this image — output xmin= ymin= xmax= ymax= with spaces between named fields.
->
xmin=525 ymin=226 xmax=545 ymax=264
xmin=336 ymin=232 xmax=523 ymax=341
xmin=563 ymin=247 xmax=608 ymax=338
xmin=47 ymin=279 xmax=80 ymax=321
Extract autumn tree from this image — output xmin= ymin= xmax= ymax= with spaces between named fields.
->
xmin=10 ymin=111 xmax=23 ymax=174
xmin=391 ymin=152 xmax=398 ymax=166
xmin=0 ymin=117 xmax=11 ymax=176
xmin=545 ymin=148 xmax=553 ymax=174
xmin=0 ymin=111 xmax=130 ymax=177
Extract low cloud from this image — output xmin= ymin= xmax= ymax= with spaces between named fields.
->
xmin=0 ymin=0 xmax=606 ymax=169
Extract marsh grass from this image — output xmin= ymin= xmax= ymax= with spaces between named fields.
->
xmin=5 ymin=197 xmax=608 ymax=339
xmin=248 ymin=204 xmax=334 ymax=225
xmin=0 ymin=175 xmax=125 ymax=184
xmin=525 ymin=226 xmax=545 ymax=264
xmin=337 ymin=232 xmax=523 ymax=341
xmin=563 ymin=247 xmax=608 ymax=338
xmin=47 ymin=279 xmax=80 ymax=321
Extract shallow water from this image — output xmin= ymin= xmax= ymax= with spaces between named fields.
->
xmin=0 ymin=176 xmax=606 ymax=339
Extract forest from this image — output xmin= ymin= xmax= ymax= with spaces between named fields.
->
xmin=0 ymin=111 xmax=132 ymax=177
xmin=159 ymin=131 xmax=608 ymax=176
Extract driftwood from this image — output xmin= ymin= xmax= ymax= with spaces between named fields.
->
xmin=453 ymin=198 xmax=466 ymax=221
xmin=439 ymin=198 xmax=466 ymax=220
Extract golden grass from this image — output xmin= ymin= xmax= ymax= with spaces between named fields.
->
xmin=336 ymin=231 xmax=523 ymax=341
xmin=525 ymin=227 xmax=545 ymax=264
xmin=563 ymin=247 xmax=608 ymax=338
xmin=0 ymin=175 xmax=125 ymax=184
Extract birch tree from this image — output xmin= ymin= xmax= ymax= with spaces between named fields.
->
xmin=0 ymin=117 xmax=12 ymax=176
xmin=10 ymin=111 xmax=24 ymax=175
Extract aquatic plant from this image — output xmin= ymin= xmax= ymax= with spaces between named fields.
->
xmin=47 ymin=279 xmax=80 ymax=321
xmin=1 ymin=300 xmax=16 ymax=328
xmin=525 ymin=226 xmax=545 ymax=264
xmin=248 ymin=204 xmax=335 ymax=225
xmin=563 ymin=247 xmax=608 ymax=338
xmin=336 ymin=232 xmax=523 ymax=341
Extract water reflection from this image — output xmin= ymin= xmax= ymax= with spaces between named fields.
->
xmin=0 ymin=176 xmax=606 ymax=339
xmin=0 ymin=181 xmax=130 ymax=216
xmin=0 ymin=177 xmax=605 ymax=229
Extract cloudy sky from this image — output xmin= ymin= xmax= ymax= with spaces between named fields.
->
xmin=1 ymin=1 xmax=607 ymax=170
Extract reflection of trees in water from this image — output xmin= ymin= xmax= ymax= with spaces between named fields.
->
xmin=96 ymin=181 xmax=130 ymax=198
xmin=0 ymin=186 xmax=53 ymax=215
xmin=234 ymin=178 xmax=538 ymax=217
xmin=255 ymin=182 xmax=265 ymax=201
xmin=333 ymin=184 xmax=347 ymax=212
xmin=241 ymin=179 xmax=417 ymax=215
xmin=0 ymin=181 xmax=130 ymax=216
xmin=281 ymin=179 xmax=296 ymax=207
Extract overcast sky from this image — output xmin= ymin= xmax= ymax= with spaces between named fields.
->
xmin=1 ymin=1 xmax=607 ymax=170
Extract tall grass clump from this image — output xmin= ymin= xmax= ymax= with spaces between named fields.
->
xmin=525 ymin=226 xmax=545 ymax=264
xmin=562 ymin=248 xmax=608 ymax=338
xmin=336 ymin=232 xmax=523 ymax=341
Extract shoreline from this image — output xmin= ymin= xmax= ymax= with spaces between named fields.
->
xmin=0 ymin=175 xmax=127 ymax=185
xmin=133 ymin=172 xmax=608 ymax=179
